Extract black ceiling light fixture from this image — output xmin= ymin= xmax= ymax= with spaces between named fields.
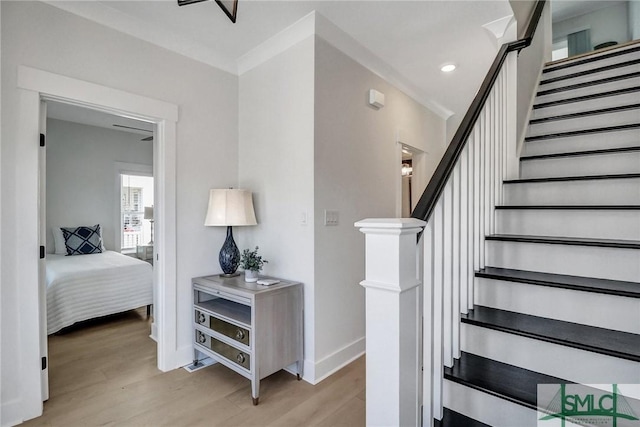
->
xmin=178 ymin=0 xmax=238 ymax=23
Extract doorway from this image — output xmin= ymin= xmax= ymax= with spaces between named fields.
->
xmin=17 ymin=65 xmax=178 ymax=414
xmin=42 ymin=100 xmax=158 ymax=401
xmin=397 ymin=144 xmax=426 ymax=218
xmin=401 ymin=148 xmax=414 ymax=218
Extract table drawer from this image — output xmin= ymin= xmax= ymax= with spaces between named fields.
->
xmin=195 ymin=309 xmax=250 ymax=346
xmin=195 ymin=330 xmax=251 ymax=371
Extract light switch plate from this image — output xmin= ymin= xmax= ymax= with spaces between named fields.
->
xmin=324 ymin=210 xmax=339 ymax=226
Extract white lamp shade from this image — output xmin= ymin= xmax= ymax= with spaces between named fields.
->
xmin=204 ymin=189 xmax=257 ymax=226
xmin=144 ymin=206 xmax=154 ymax=220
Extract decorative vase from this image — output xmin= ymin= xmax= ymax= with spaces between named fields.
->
xmin=244 ymin=269 xmax=259 ymax=282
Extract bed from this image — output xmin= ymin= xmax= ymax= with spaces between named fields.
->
xmin=46 ymin=250 xmax=153 ymax=334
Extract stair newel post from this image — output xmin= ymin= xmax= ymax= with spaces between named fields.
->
xmin=355 ymin=218 xmax=426 ymax=427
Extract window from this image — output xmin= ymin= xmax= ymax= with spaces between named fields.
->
xmin=121 ymin=174 xmax=154 ymax=252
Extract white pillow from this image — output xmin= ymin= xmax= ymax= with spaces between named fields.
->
xmin=53 ymin=225 xmax=106 ymax=254
xmin=53 ymin=227 xmax=66 ymax=255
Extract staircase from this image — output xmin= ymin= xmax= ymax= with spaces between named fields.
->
xmin=439 ymin=43 xmax=640 ymax=426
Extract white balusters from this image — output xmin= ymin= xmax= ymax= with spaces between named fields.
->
xmin=442 ymin=180 xmax=453 ymax=368
xmin=357 ymin=49 xmax=520 ymax=427
xmin=431 ymin=198 xmax=445 ymax=421
xmin=459 ymin=147 xmax=470 ymax=315
xmin=452 ymin=163 xmax=462 ymax=360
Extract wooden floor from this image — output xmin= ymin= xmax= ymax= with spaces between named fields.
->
xmin=24 ymin=309 xmax=365 ymax=426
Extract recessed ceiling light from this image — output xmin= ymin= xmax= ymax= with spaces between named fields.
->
xmin=441 ymin=64 xmax=456 ymax=73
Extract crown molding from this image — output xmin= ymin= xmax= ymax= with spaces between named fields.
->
xmin=237 ymin=10 xmax=452 ymax=119
xmin=43 ymin=1 xmax=451 ymax=118
xmin=314 ymin=13 xmax=453 ymax=119
xmin=237 ymin=11 xmax=317 ymax=75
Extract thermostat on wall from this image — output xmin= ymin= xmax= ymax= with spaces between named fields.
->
xmin=368 ymin=89 xmax=385 ymax=109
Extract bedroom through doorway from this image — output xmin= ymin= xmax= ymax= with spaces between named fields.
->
xmin=42 ymin=100 xmax=158 ymax=403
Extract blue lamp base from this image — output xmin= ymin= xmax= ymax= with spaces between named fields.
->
xmin=219 ymin=226 xmax=240 ymax=277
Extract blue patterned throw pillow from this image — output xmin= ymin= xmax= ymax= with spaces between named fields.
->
xmin=61 ymin=225 xmax=103 ymax=256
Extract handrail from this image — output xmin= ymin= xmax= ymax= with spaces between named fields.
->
xmin=411 ymin=0 xmax=546 ymax=221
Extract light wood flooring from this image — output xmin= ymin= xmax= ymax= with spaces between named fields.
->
xmin=24 ymin=309 xmax=365 ymax=426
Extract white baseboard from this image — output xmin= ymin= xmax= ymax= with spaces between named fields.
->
xmin=170 ymin=339 xmax=365 ymax=386
xmin=2 ymin=398 xmax=29 ymax=427
xmin=174 ymin=344 xmax=194 ymax=370
xmin=309 ymin=336 xmax=366 ymax=385
xmin=149 ymin=321 xmax=158 ymax=342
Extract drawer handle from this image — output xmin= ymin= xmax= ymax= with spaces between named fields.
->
xmin=198 ymin=313 xmax=206 ymax=324
xmin=235 ymin=329 xmax=245 ymax=340
xmin=197 ymin=331 xmax=206 ymax=344
xmin=236 ymin=353 xmax=245 ymax=364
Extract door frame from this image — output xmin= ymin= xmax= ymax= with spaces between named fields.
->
xmin=16 ymin=65 xmax=179 ymax=417
xmin=395 ymin=142 xmax=426 ymax=218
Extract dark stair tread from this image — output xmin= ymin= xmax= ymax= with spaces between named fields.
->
xmin=542 ymin=45 xmax=640 ymax=74
xmin=495 ymin=205 xmax=640 ymax=210
xmin=537 ymin=71 xmax=640 ymax=96
xmin=529 ymin=104 xmax=640 ymax=125
xmin=485 ymin=234 xmax=640 ymax=249
xmin=520 ymin=146 xmax=640 ymax=161
xmin=476 ymin=267 xmax=640 ymax=298
xmin=533 ymin=87 xmax=640 ymax=110
xmin=525 ymin=123 xmax=640 ymax=142
xmin=504 ymin=173 xmax=640 ymax=184
xmin=541 ymin=57 xmax=640 ymax=86
xmin=434 ymin=408 xmax=491 ymax=427
xmin=462 ymin=306 xmax=640 ymax=362
xmin=445 ymin=352 xmax=570 ymax=411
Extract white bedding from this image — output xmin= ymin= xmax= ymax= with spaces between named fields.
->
xmin=46 ymin=250 xmax=152 ymax=334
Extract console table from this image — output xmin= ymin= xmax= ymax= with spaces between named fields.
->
xmin=192 ymin=274 xmax=303 ymax=405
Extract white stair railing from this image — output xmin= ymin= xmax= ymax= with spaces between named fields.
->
xmin=355 ymin=2 xmax=547 ymax=425
xmin=422 ymin=61 xmax=515 ymax=423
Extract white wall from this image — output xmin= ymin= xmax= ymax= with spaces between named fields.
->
xmin=631 ymin=0 xmax=640 ymax=40
xmin=313 ymin=37 xmax=445 ymax=380
xmin=45 ymin=119 xmax=153 ymax=253
xmin=238 ymin=32 xmax=446 ymax=383
xmin=509 ymin=0 xmax=537 ymax=38
xmin=517 ymin=1 xmax=552 ymax=148
xmin=553 ymin=2 xmax=630 ymax=48
xmin=238 ymin=36 xmax=316 ymax=380
xmin=1 ymin=2 xmax=238 ymax=424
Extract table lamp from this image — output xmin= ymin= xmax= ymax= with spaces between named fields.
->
xmin=204 ymin=189 xmax=257 ymax=276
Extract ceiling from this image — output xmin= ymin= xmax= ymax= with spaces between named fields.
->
xmin=46 ymin=0 xmax=516 ymax=125
xmin=43 ymin=1 xmax=613 ymax=133
xmin=551 ymin=0 xmax=627 ymax=22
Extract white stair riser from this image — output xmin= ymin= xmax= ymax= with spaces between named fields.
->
xmin=495 ymin=209 xmax=640 ymax=240
xmin=475 ymin=278 xmax=640 ymax=333
xmin=461 ymin=324 xmax=640 ymax=384
xmin=535 ymin=76 xmax=640 ymax=105
xmin=443 ymin=380 xmax=537 ymax=427
xmin=531 ymin=92 xmax=639 ymax=119
xmin=527 ymin=109 xmax=640 ymax=137
xmin=486 ymin=240 xmax=640 ymax=282
xmin=541 ymin=62 xmax=640 ymax=91
xmin=504 ymin=178 xmax=640 ymax=205
xmin=520 ymin=151 xmax=640 ymax=179
xmin=542 ymin=49 xmax=640 ymax=81
xmin=522 ymin=129 xmax=640 ymax=156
